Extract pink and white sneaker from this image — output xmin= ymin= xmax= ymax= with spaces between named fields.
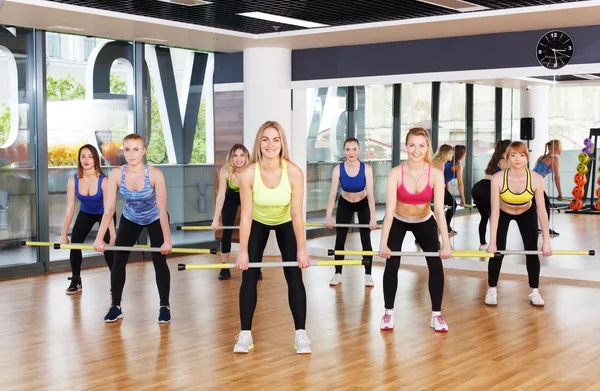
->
xmin=380 ymin=309 xmax=394 ymax=330
xmin=430 ymin=315 xmax=449 ymax=332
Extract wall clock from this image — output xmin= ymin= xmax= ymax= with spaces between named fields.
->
xmin=536 ymin=30 xmax=573 ymax=70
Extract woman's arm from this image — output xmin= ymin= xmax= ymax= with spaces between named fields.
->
xmin=456 ymin=164 xmax=465 ymax=205
xmin=212 ymin=168 xmax=229 ymax=229
xmin=60 ymin=177 xmax=76 ymax=243
xmin=365 ymin=164 xmax=378 ymax=229
xmin=151 ymin=167 xmax=172 ymax=254
xmin=101 ymin=177 xmax=116 ymax=244
xmin=237 ymin=165 xmax=254 ymax=256
xmin=487 ymin=173 xmax=502 ymax=253
xmin=379 ymin=167 xmax=399 ymax=258
xmin=552 ymin=156 xmax=563 ymax=199
xmin=289 ymin=162 xmax=309 ymax=268
xmin=94 ymin=168 xmax=120 ymax=251
xmin=432 ymin=170 xmax=451 ymax=258
xmin=325 ymin=165 xmax=340 ymax=228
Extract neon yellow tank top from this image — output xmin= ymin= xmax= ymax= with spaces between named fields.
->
xmin=499 ymin=168 xmax=534 ymax=205
xmin=252 ymin=160 xmax=292 ymax=226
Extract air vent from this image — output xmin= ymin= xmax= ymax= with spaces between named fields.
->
xmin=416 ymin=0 xmax=488 ymax=12
xmin=156 ymin=0 xmax=212 ymax=6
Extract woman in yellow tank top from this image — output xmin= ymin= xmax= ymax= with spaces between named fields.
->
xmin=486 ymin=141 xmax=552 ymax=308
xmin=233 ymin=120 xmax=311 ymax=355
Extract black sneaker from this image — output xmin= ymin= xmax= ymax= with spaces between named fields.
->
xmin=104 ymin=306 xmax=123 ymax=322
xmin=258 ymin=269 xmax=263 ymax=280
xmin=448 ymin=227 xmax=458 ymax=235
xmin=549 ymin=229 xmax=560 ymax=237
xmin=66 ymin=276 xmax=82 ymax=295
xmin=158 ymin=306 xmax=171 ymax=324
xmin=218 ymin=268 xmax=231 ymax=280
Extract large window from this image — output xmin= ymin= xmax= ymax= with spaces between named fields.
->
xmin=400 ymin=82 xmax=432 ymax=160
xmin=144 ymin=44 xmax=214 ymax=245
xmin=439 ymin=82 xmax=466 ymax=146
xmin=502 ymin=87 xmax=521 ymax=140
xmin=472 ymin=85 xmax=497 ymax=183
xmin=0 ymin=27 xmax=38 ymax=267
xmin=46 ymin=33 xmax=135 ymax=262
xmin=306 ymin=87 xmax=348 ymax=212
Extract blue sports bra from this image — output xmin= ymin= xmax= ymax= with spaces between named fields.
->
xmin=339 ymin=162 xmax=366 ymax=193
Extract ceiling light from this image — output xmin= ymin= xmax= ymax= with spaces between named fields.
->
xmin=136 ymin=37 xmax=169 ymax=44
xmin=46 ymin=25 xmax=85 ymax=32
xmin=157 ymin=0 xmax=212 ymax=6
xmin=416 ymin=0 xmax=489 ymax=12
xmin=237 ymin=12 xmax=329 ymax=28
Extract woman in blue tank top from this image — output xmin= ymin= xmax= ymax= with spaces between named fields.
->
xmin=442 ymin=145 xmax=466 ymax=235
xmin=471 ymin=140 xmax=511 ymax=250
xmin=93 ymin=134 xmax=172 ymax=324
xmin=532 ymin=139 xmax=562 ymax=237
xmin=60 ymin=144 xmax=116 ymax=294
xmin=325 ymin=138 xmax=377 ymax=287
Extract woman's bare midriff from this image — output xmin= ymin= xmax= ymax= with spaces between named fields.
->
xmin=499 ymin=201 xmax=532 ymax=215
xmin=395 ymin=203 xmax=432 ymax=220
xmin=341 ymin=189 xmax=367 ymax=203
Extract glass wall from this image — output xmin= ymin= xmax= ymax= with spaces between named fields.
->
xmin=502 ymin=87 xmax=521 ymax=140
xmin=0 ymin=26 xmax=37 ymax=267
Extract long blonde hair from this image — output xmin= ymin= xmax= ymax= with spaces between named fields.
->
xmin=433 ymin=144 xmax=453 ymax=163
xmin=406 ymin=127 xmax=433 ymax=163
xmin=250 ymin=121 xmax=290 ymax=163
xmin=224 ymin=143 xmax=249 ymax=177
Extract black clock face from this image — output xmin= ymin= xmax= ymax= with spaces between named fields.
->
xmin=537 ymin=30 xmax=573 ymax=70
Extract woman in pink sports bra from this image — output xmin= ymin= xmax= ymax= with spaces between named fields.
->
xmin=378 ymin=127 xmax=452 ymax=333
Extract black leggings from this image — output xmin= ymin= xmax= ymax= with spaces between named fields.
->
xmin=471 ymin=179 xmax=491 ymax=245
xmin=70 ymin=211 xmax=115 ymax=276
xmin=444 ymin=188 xmax=456 ymax=229
xmin=334 ymin=196 xmax=373 ymax=274
xmin=111 ymin=216 xmax=171 ymax=307
xmin=383 ymin=216 xmax=444 ymax=311
xmin=221 ymin=188 xmax=240 ymax=254
xmin=488 ymin=205 xmax=540 ymax=288
xmin=239 ymin=220 xmax=306 ymax=330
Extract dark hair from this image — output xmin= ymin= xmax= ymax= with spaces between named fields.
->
xmin=343 ymin=137 xmax=360 ymax=148
xmin=453 ymin=145 xmax=466 ymax=162
xmin=77 ymin=144 xmax=103 ymax=178
xmin=485 ymin=139 xmax=511 ymax=175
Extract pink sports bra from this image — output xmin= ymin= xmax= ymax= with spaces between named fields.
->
xmin=396 ymin=163 xmax=434 ymax=205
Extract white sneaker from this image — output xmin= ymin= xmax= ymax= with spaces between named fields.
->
xmin=430 ymin=315 xmax=449 ymax=332
xmin=365 ymin=274 xmax=374 ymax=287
xmin=485 ymin=288 xmax=497 ymax=306
xmin=329 ymin=273 xmax=342 ymax=286
xmin=294 ymin=330 xmax=311 ymax=354
xmin=380 ymin=309 xmax=394 ymax=330
xmin=529 ymin=290 xmax=545 ymax=307
xmin=233 ymin=331 xmax=254 ymax=353
xmin=479 ymin=244 xmax=488 ymax=251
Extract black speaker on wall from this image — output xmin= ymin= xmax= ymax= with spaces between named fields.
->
xmin=520 ymin=117 xmax=535 ymax=140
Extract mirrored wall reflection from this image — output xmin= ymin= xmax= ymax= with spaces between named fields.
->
xmin=0 ymin=26 xmax=37 ymax=267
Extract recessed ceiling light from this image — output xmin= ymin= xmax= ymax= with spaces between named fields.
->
xmin=237 ymin=12 xmax=329 ymax=29
xmin=46 ymin=25 xmax=85 ymax=32
xmin=416 ymin=0 xmax=489 ymax=12
xmin=157 ymin=0 xmax=212 ymax=6
xmin=136 ymin=37 xmax=169 ymax=43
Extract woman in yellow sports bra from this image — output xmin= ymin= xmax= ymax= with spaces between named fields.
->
xmin=233 ymin=120 xmax=311 ymax=355
xmin=212 ymin=143 xmax=249 ymax=280
xmin=486 ymin=141 xmax=552 ymax=308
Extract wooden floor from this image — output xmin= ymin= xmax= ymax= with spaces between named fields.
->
xmin=3 ymin=213 xmax=600 ymax=390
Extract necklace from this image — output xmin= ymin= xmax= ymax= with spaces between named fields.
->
xmin=127 ymin=166 xmax=145 ymax=189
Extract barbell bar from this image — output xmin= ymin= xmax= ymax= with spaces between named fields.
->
xmin=178 ymin=259 xmax=366 ymax=271
xmin=21 ymin=241 xmax=150 ymax=248
xmin=177 ymin=223 xmax=384 ymax=230
xmin=51 ymin=243 xmax=217 ymax=254
xmin=328 ymin=249 xmax=495 ymax=258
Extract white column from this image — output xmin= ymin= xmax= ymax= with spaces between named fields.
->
xmin=520 ymin=86 xmax=550 ymax=168
xmin=243 ymin=47 xmax=294 ymax=256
